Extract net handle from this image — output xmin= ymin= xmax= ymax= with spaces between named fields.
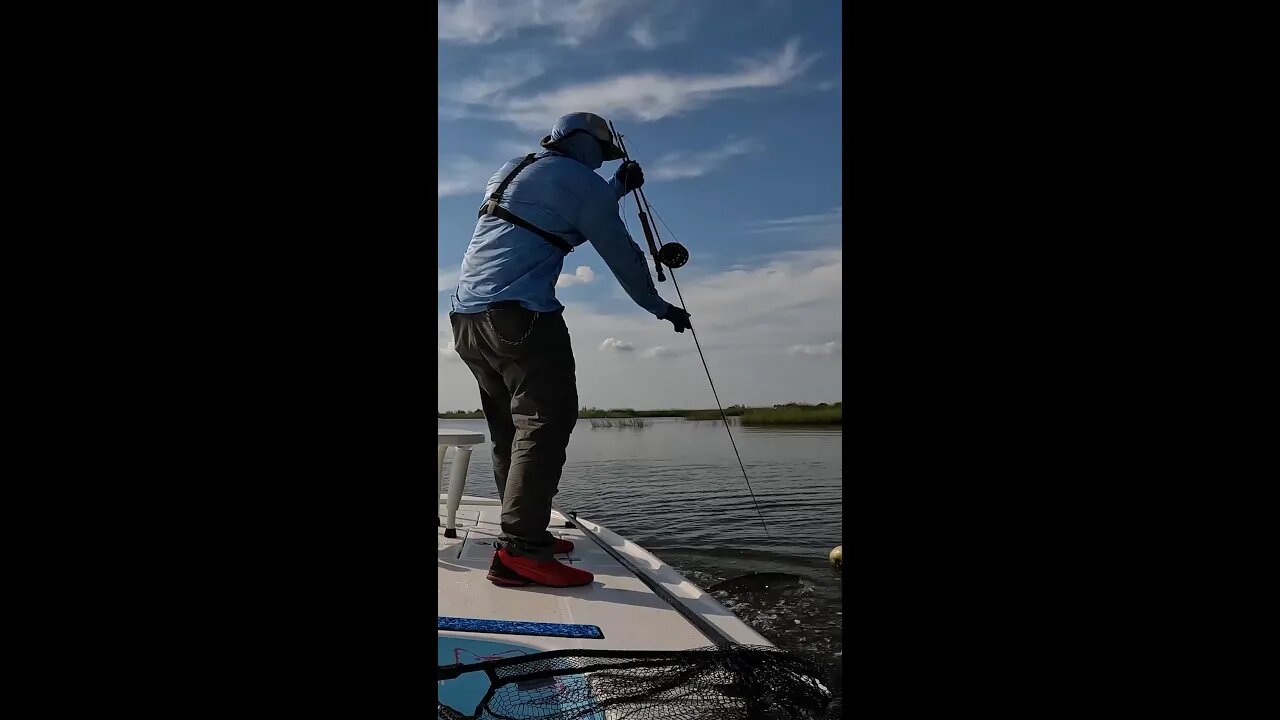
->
xmin=438 ymin=646 xmax=746 ymax=682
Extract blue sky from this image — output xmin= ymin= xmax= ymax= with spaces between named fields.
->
xmin=438 ymin=0 xmax=842 ymax=411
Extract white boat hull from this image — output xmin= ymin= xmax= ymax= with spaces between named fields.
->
xmin=438 ymin=495 xmax=771 ymax=652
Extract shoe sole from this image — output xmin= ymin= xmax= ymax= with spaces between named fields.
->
xmin=487 ymin=555 xmax=533 ymax=586
xmin=489 ymin=553 xmax=592 ymax=587
xmin=486 ymin=570 xmax=532 ymax=586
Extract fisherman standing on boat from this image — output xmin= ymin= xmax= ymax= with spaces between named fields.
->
xmin=449 ymin=112 xmax=692 ymax=588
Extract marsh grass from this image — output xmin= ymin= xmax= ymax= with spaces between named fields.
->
xmin=440 ymin=402 xmax=841 ymax=426
xmin=588 ymin=418 xmax=652 ymax=429
xmin=739 ymin=405 xmax=842 ymax=425
xmin=683 ymin=409 xmax=745 ymax=421
xmin=684 ymin=403 xmax=841 ymax=426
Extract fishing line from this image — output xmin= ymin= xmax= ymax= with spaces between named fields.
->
xmin=648 ymin=205 xmax=685 ymax=251
xmin=609 ymin=123 xmax=771 ymax=540
xmin=621 ymin=193 xmax=634 ymax=235
xmin=616 ymin=137 xmax=692 ymax=265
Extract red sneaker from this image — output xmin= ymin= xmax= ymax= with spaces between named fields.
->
xmin=551 ymin=537 xmax=575 ymax=554
xmin=487 ymin=547 xmax=594 ymax=588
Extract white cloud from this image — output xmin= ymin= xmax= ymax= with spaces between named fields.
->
xmin=455 ymin=39 xmax=817 ymax=131
xmin=439 ymin=268 xmax=457 ymax=293
xmin=599 ymin=337 xmax=634 ymax=352
xmin=494 ymin=140 xmax=537 ymax=159
xmin=626 ymin=14 xmax=693 ymax=50
xmin=650 ymin=138 xmax=763 ymax=181
xmin=628 ymin=19 xmax=659 ymax=49
xmin=746 ymin=206 xmax=842 ymax=234
xmin=439 ymin=245 xmax=843 ymax=411
xmin=640 ymin=345 xmax=684 ymax=359
xmin=438 ymin=154 xmax=494 ymax=199
xmin=443 ymin=55 xmax=547 ymax=107
xmin=660 ymin=248 xmax=842 ymax=334
xmin=625 ymin=1 xmax=695 ymax=50
xmin=556 ymin=265 xmax=596 ymax=288
xmin=438 ymin=0 xmax=697 ymax=49
xmin=438 ymin=0 xmax=629 ymax=46
xmin=438 ymin=140 xmax=540 ymax=200
xmin=788 ymin=341 xmax=842 ymax=357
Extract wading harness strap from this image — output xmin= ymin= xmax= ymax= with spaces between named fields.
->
xmin=478 ymin=154 xmax=573 ymax=255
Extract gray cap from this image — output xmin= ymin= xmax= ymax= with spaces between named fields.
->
xmin=540 ymin=112 xmax=626 ymax=161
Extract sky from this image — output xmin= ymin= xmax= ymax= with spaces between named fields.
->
xmin=438 ymin=0 xmax=842 ymax=411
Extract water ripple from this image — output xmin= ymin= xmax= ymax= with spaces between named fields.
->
xmin=439 ymin=417 xmax=843 ymax=709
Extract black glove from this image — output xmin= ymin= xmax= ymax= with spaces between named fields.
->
xmin=614 ymin=160 xmax=644 ymax=193
xmin=661 ymin=305 xmax=692 ymax=333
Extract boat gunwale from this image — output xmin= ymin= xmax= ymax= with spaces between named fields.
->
xmin=439 ymin=495 xmax=772 ymax=649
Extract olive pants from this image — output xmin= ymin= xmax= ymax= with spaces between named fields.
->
xmin=450 ymin=303 xmax=578 ymax=559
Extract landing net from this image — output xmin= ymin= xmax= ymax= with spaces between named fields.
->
xmin=437 ymin=643 xmax=831 ymax=719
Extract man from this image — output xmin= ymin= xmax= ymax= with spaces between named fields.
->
xmin=449 ymin=112 xmax=691 ymax=588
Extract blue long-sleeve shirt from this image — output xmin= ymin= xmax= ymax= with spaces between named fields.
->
xmin=449 ymin=134 xmax=672 ymax=318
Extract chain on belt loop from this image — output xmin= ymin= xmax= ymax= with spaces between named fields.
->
xmin=486 ymin=307 xmax=540 ymax=345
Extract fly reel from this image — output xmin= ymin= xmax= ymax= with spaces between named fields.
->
xmin=656 ymin=242 xmax=689 ymax=269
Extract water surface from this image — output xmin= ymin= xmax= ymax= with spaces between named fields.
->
xmin=438 ymin=417 xmax=844 ymax=714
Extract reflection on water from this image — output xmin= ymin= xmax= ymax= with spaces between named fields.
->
xmin=437 ymin=416 xmax=843 ymax=713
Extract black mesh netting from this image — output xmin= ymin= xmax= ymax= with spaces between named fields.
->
xmin=437 ymin=644 xmax=831 ymax=719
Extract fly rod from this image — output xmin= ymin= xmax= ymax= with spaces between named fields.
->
xmin=609 ymin=121 xmax=688 ymax=282
xmin=608 ymin=122 xmax=770 ymax=540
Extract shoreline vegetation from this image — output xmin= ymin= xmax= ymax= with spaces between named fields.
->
xmin=439 ymin=402 xmax=841 ymax=426
xmin=588 ymin=418 xmax=652 ymax=429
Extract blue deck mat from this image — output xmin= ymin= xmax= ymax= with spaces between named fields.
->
xmin=438 ymin=616 xmax=605 ymax=639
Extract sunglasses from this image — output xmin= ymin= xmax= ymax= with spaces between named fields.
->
xmin=561 ymin=128 xmax=625 ymax=160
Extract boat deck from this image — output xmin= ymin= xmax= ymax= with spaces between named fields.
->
xmin=437 ymin=496 xmax=770 ymax=653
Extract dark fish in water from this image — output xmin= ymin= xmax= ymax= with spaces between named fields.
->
xmin=706 ymin=572 xmax=803 ymax=594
